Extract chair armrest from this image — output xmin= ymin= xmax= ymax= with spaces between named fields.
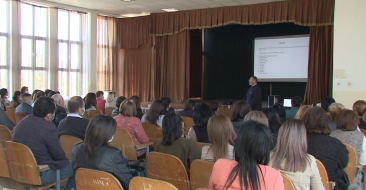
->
xmin=329 ymin=181 xmax=336 ymax=190
xmin=38 ymin=165 xmax=50 ymax=172
xmin=136 ymin=142 xmax=153 ymax=150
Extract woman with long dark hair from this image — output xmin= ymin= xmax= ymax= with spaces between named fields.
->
xmin=187 ymin=103 xmax=213 ymax=142
xmin=209 ymin=120 xmax=285 ymax=190
xmin=141 ymin=99 xmax=165 ymax=128
xmin=231 ymin=100 xmax=251 ymax=134
xmin=262 ymin=108 xmax=282 ymax=150
xmin=84 ymin=93 xmax=97 ymax=116
xmin=130 ymin=95 xmax=144 ymax=120
xmin=11 ymin=91 xmax=22 ymax=108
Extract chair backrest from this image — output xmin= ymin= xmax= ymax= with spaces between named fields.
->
xmin=0 ymin=125 xmax=12 ymax=148
xmin=142 ymin=123 xmax=162 ymax=148
xmin=14 ymin=112 xmax=26 ymax=125
xmin=147 ymin=152 xmax=190 ymax=190
xmin=281 ymin=173 xmax=295 ymax=190
xmin=4 ymin=111 xmax=15 ymax=125
xmin=89 ymin=110 xmax=102 ymax=119
xmin=59 ymin=135 xmax=83 ymax=160
xmin=129 ymin=177 xmax=178 ymax=190
xmin=109 ymin=128 xmax=137 ymax=161
xmin=5 ymin=106 xmax=15 ymax=114
xmin=105 ymin=107 xmax=115 ymax=116
xmin=5 ymin=141 xmax=42 ymax=185
xmin=343 ymin=143 xmax=357 ymax=184
xmin=216 ymin=108 xmax=233 ymax=118
xmin=181 ymin=116 xmax=195 ymax=136
xmin=196 ymin=142 xmax=211 ymax=152
xmin=96 ymin=107 xmax=102 ymax=113
xmin=360 ymin=128 xmax=366 ymax=137
xmin=75 ymin=168 xmax=123 ymax=190
xmin=82 ymin=111 xmax=89 ymax=119
xmin=0 ymin=143 xmax=11 ymax=178
xmin=190 ymin=160 xmax=214 ymax=190
xmin=316 ymin=159 xmax=329 ymax=190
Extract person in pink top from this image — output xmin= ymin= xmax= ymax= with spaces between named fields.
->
xmin=209 ymin=120 xmax=285 ymax=190
xmin=114 ymin=99 xmax=149 ymax=158
xmin=96 ymin=91 xmax=106 ymax=113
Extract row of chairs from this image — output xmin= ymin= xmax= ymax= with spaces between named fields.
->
xmin=4 ymin=106 xmax=26 ymax=125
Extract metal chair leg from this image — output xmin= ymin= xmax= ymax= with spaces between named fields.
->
xmin=56 ymin=169 xmax=60 ymax=190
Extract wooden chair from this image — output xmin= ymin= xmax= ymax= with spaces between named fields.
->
xmin=147 ymin=152 xmax=190 ymax=190
xmin=14 ymin=112 xmax=26 ymax=125
xmin=89 ymin=110 xmax=102 ymax=119
xmin=142 ymin=123 xmax=163 ymax=148
xmin=5 ymin=106 xmax=15 ymax=114
xmin=111 ymin=114 xmax=118 ymax=117
xmin=281 ymin=174 xmax=295 ymax=190
xmin=4 ymin=111 xmax=15 ymax=125
xmin=129 ymin=177 xmax=178 ymax=190
xmin=5 ymin=141 xmax=67 ymax=190
xmin=82 ymin=111 xmax=89 ymax=119
xmin=105 ymin=107 xmax=115 ymax=116
xmin=0 ymin=125 xmax=12 ymax=148
xmin=197 ymin=142 xmax=211 ymax=152
xmin=96 ymin=107 xmax=103 ymax=113
xmin=59 ymin=135 xmax=83 ymax=160
xmin=343 ymin=143 xmax=357 ymax=184
xmin=75 ymin=168 xmax=123 ymax=190
xmin=109 ymin=128 xmax=152 ymax=161
xmin=4 ymin=103 xmax=10 ymax=107
xmin=190 ymin=160 xmax=214 ymax=190
xmin=0 ymin=143 xmax=11 ymax=178
xmin=181 ymin=116 xmax=195 ymax=136
xmin=217 ymin=108 xmax=233 ymax=118
xmin=360 ymin=129 xmax=366 ymax=137
xmin=316 ymin=159 xmax=336 ymax=190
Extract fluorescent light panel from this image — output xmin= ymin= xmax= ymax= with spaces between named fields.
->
xmin=161 ymin=8 xmax=179 ymax=12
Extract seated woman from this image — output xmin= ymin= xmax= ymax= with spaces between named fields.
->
xmin=130 ymin=95 xmax=144 ymax=120
xmin=84 ymin=93 xmax=97 ymax=116
xmin=328 ymin=103 xmax=345 ymax=130
xmin=187 ymin=103 xmax=213 ymax=143
xmin=111 ymin=96 xmax=126 ymax=116
xmin=231 ymin=100 xmax=251 ymax=135
xmin=155 ymin=113 xmax=201 ymax=175
xmin=302 ymin=107 xmax=349 ymax=190
xmin=141 ymin=99 xmax=165 ymax=128
xmin=272 ymin=103 xmax=286 ymax=123
xmin=105 ymin=91 xmax=117 ymax=108
xmin=202 ymin=114 xmax=236 ymax=162
xmin=269 ymin=119 xmax=324 ymax=190
xmin=11 ymin=91 xmax=22 ymax=108
xmin=263 ymin=108 xmax=282 ymax=150
xmin=353 ymin=100 xmax=366 ymax=130
xmin=209 ymin=120 xmax=285 ymax=190
xmin=295 ymin=105 xmax=310 ymax=120
xmin=114 ymin=99 xmax=150 ymax=159
xmin=243 ymin=110 xmax=269 ymax=126
xmin=72 ymin=115 xmax=132 ymax=190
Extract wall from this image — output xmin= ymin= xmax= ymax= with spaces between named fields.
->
xmin=333 ymin=0 xmax=366 ymax=109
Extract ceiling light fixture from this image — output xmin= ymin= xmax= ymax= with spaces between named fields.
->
xmin=161 ymin=8 xmax=179 ymax=12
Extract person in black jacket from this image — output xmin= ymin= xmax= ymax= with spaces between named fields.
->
xmin=58 ymin=96 xmax=89 ymax=140
xmin=51 ymin=94 xmax=67 ymax=127
xmin=71 ymin=115 xmax=132 ymax=189
xmin=243 ymin=76 xmax=262 ymax=111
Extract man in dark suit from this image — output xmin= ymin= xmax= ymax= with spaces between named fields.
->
xmin=243 ymin=76 xmax=262 ymax=111
xmin=58 ymin=96 xmax=89 ymax=140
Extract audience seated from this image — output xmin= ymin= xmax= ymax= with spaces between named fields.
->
xmin=209 ymin=100 xmax=219 ymax=115
xmin=321 ymin=97 xmax=336 ymax=112
xmin=161 ymin=96 xmax=175 ymax=115
xmin=105 ymin=91 xmax=117 ymax=108
xmin=0 ymin=93 xmax=15 ymax=130
xmin=187 ymin=103 xmax=213 ymax=143
xmin=201 ymin=114 xmax=236 ymax=162
xmin=111 ymin=96 xmax=126 ymax=116
xmin=262 ymin=108 xmax=282 ymax=150
xmin=15 ymin=93 xmax=33 ymax=115
xmin=130 ymin=95 xmax=144 ymax=120
xmin=58 ymin=96 xmax=89 ymax=140
xmin=84 ymin=93 xmax=97 ymax=116
xmin=10 ymin=90 xmax=21 ymax=108
xmin=272 ymin=103 xmax=286 ymax=123
xmin=47 ymin=90 xmax=57 ymax=98
xmin=295 ymin=105 xmax=311 ymax=120
xmin=209 ymin=120 xmax=285 ymax=190
xmin=20 ymin=86 xmax=29 ymax=95
xmin=114 ymin=99 xmax=150 ymax=158
xmin=12 ymin=97 xmax=75 ymax=190
xmin=230 ymin=100 xmax=251 ymax=135
xmin=155 ymin=113 xmax=201 ymax=175
xmin=269 ymin=119 xmax=324 ymax=190
xmin=96 ymin=91 xmax=106 ymax=113
xmin=352 ymin=100 xmax=366 ymax=130
xmin=243 ymin=110 xmax=269 ymax=126
xmin=32 ymin=91 xmax=45 ymax=106
xmin=302 ymin=107 xmax=349 ymax=190
xmin=330 ymin=109 xmax=366 ymax=165
xmin=0 ymin=90 xmax=7 ymax=110
xmin=328 ymin=103 xmax=345 ymax=130
xmin=177 ymin=99 xmax=195 ymax=118
xmin=51 ymin=94 xmax=67 ymax=127
xmin=30 ymin=89 xmax=40 ymax=104
xmin=72 ymin=115 xmax=132 ymax=190
xmin=286 ymin=96 xmax=302 ymax=119
xmin=0 ymin=88 xmax=9 ymax=104
xmin=141 ymin=99 xmax=165 ymax=128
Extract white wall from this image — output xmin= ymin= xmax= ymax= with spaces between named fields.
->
xmin=333 ymin=0 xmax=366 ymax=109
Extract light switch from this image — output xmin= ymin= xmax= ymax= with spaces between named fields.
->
xmin=347 ymin=82 xmax=352 ymax=86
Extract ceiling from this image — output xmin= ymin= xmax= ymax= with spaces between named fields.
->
xmin=41 ymin=0 xmax=284 ymax=17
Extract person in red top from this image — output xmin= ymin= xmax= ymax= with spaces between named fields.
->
xmin=96 ymin=91 xmax=106 ymax=113
xmin=114 ymin=99 xmax=149 ymax=158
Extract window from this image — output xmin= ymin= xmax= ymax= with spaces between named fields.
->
xmin=20 ymin=3 xmax=48 ymax=92
xmin=0 ymin=0 xmax=9 ymax=89
xmin=57 ymin=10 xmax=82 ymax=97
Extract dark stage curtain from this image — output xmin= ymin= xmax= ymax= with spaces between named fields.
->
xmin=189 ymin=29 xmax=203 ymax=98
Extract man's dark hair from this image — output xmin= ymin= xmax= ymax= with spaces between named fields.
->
xmin=184 ymin=99 xmax=195 ymax=111
xmin=32 ymin=97 xmax=56 ymax=117
xmin=0 ymin=88 xmax=7 ymax=94
xmin=251 ymin=76 xmax=258 ymax=82
xmin=21 ymin=93 xmax=31 ymax=99
xmin=116 ymin=96 xmax=127 ymax=109
xmin=68 ymin=96 xmax=84 ymax=113
xmin=291 ymin=96 xmax=303 ymax=108
xmin=0 ymin=90 xmax=6 ymax=98
xmin=96 ymin=91 xmax=104 ymax=98
xmin=321 ymin=97 xmax=335 ymax=112
xmin=160 ymin=97 xmax=171 ymax=110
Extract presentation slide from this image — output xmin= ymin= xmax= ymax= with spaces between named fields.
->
xmin=253 ymin=35 xmax=309 ymax=82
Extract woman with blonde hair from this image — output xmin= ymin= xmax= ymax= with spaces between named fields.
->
xmin=295 ymin=105 xmax=311 ymax=120
xmin=353 ymin=100 xmax=366 ymax=130
xmin=328 ymin=103 xmax=345 ymax=130
xmin=243 ymin=111 xmax=269 ymax=126
xmin=105 ymin=92 xmax=117 ymax=108
xmin=269 ymin=119 xmax=324 ymax=190
xmin=201 ymin=115 xmax=237 ymax=162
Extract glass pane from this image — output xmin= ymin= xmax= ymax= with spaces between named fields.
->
xmin=0 ymin=69 xmax=8 ymax=88
xmin=36 ymin=40 xmax=45 ymax=67
xmin=34 ymin=70 xmax=46 ymax=90
xmin=58 ymin=71 xmax=68 ymax=96
xmin=58 ymin=10 xmax=69 ymax=40
xmin=21 ymin=3 xmax=33 ymax=36
xmin=0 ymin=36 xmax=6 ymax=66
xmin=58 ymin=42 xmax=68 ymax=68
xmin=21 ymin=38 xmax=32 ymax=67
xmin=21 ymin=70 xmax=33 ymax=91
xmin=70 ymin=44 xmax=79 ymax=69
xmin=34 ymin=7 xmax=47 ymax=37
xmin=69 ymin=72 xmax=78 ymax=96
xmin=70 ymin=13 xmax=80 ymax=41
xmin=0 ymin=1 xmax=7 ymax=33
